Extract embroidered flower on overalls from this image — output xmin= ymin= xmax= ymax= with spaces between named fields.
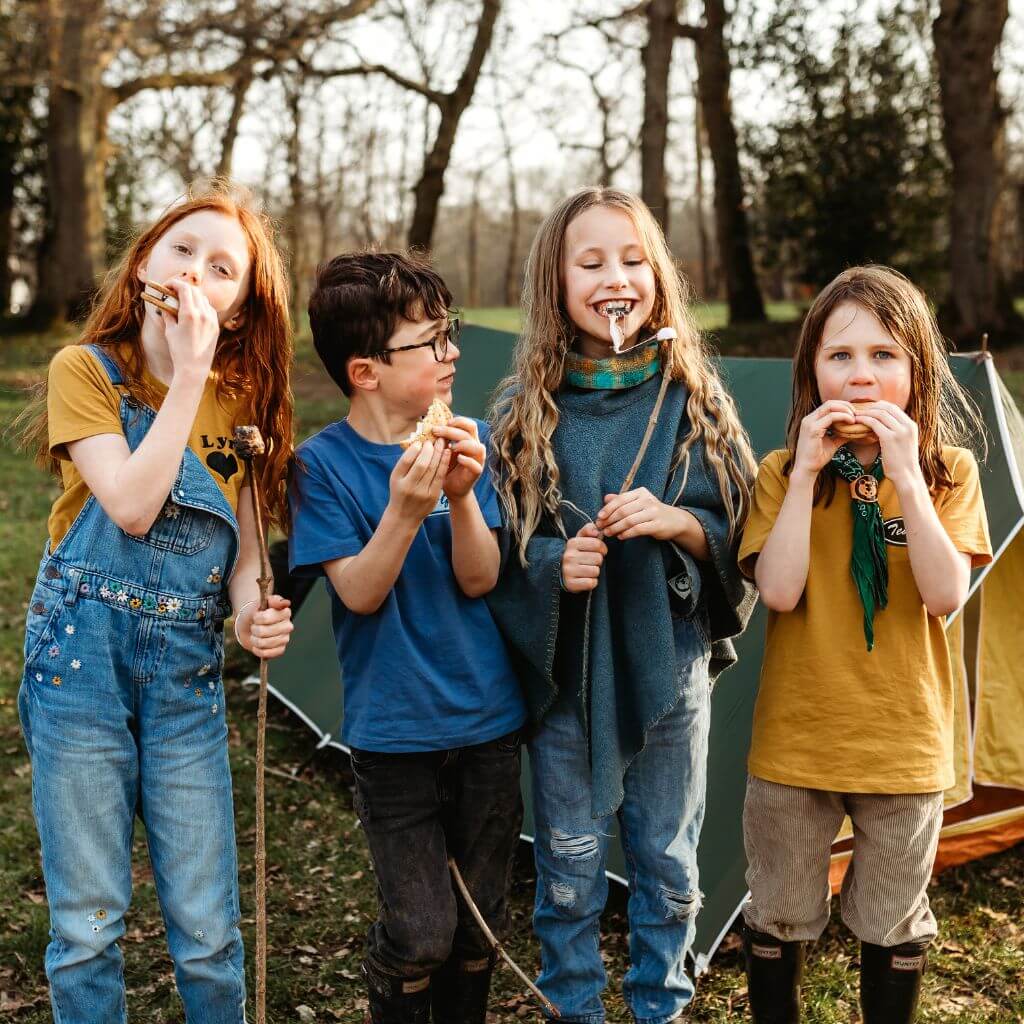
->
xmin=129 ymin=597 xmax=142 ymax=610
xmin=166 ymin=598 xmax=183 ymax=614
xmin=157 ymin=601 xmax=168 ymax=614
xmin=196 ymin=608 xmax=207 ymax=620
xmin=47 ymin=644 xmax=59 ymax=658
xmin=198 ymin=664 xmax=211 ymax=676
xmin=194 ymin=687 xmax=204 ymax=698
xmin=35 ymin=672 xmax=43 ymax=682
xmin=64 ymin=624 xmax=75 ymax=635
xmin=116 ymin=590 xmax=129 ymax=604
xmin=71 ymin=659 xmax=81 ymax=670
xmin=52 ymin=675 xmax=62 ymax=686
xmin=163 ymin=502 xmax=181 ymax=518
xmin=99 ymin=584 xmax=113 ymax=599
xmin=79 ymin=583 xmax=90 ymax=595
xmin=211 ymin=703 xmax=219 ymax=714
xmin=207 ymin=566 xmax=222 ymax=584
xmin=142 ymin=595 xmax=157 ymax=611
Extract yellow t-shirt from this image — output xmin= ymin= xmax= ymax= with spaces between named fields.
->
xmin=738 ymin=447 xmax=992 ymax=794
xmin=46 ymin=345 xmax=248 ymax=550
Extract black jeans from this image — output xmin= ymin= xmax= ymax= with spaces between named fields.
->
xmin=350 ymin=727 xmax=524 ymax=984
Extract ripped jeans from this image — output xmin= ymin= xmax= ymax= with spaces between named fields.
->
xmin=527 ymin=661 xmax=710 ymax=1024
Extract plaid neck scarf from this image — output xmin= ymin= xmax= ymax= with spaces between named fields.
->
xmin=830 ymin=446 xmax=888 ymax=651
xmin=564 ymin=339 xmax=660 ymax=390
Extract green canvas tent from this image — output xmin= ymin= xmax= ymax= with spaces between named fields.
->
xmin=251 ymin=325 xmax=1024 ymax=972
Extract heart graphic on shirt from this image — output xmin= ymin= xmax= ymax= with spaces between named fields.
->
xmin=207 ymin=451 xmax=238 ymax=483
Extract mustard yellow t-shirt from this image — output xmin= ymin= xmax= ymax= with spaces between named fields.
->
xmin=738 ymin=447 xmax=992 ymax=794
xmin=46 ymin=344 xmax=248 ymax=550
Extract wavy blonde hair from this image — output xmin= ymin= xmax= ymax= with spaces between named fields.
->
xmin=17 ymin=181 xmax=295 ymax=528
xmin=786 ymin=265 xmax=986 ymax=504
xmin=490 ymin=187 xmax=756 ymax=564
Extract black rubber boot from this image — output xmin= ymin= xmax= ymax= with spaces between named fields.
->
xmin=363 ymin=961 xmax=432 ymax=1024
xmin=430 ymin=953 xmax=495 ymax=1024
xmin=860 ymin=940 xmax=929 ymax=1024
xmin=743 ymin=926 xmax=805 ymax=1024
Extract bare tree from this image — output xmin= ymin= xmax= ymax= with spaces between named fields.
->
xmin=312 ymin=0 xmax=502 ymax=250
xmin=680 ymin=0 xmax=764 ymax=322
xmin=30 ymin=0 xmax=379 ymax=322
xmin=933 ymin=0 xmax=1020 ymax=345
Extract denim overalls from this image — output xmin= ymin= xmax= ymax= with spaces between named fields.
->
xmin=18 ymin=345 xmax=246 ymax=1024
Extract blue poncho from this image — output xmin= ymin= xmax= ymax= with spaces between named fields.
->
xmin=487 ymin=372 xmax=756 ymax=818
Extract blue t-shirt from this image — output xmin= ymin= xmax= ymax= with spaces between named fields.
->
xmin=288 ymin=418 xmax=526 ymax=752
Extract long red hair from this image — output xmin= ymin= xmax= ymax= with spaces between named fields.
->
xmin=20 ymin=181 xmax=294 ymax=527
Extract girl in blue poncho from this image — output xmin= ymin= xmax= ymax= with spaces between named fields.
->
xmin=488 ymin=187 xmax=756 ymax=1021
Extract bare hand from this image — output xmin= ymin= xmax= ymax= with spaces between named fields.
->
xmin=595 ymin=487 xmax=682 ymax=541
xmin=793 ymin=401 xmax=856 ymax=478
xmin=432 ymin=416 xmax=486 ymax=499
xmin=161 ymin=279 xmax=220 ymax=382
xmin=239 ymin=594 xmax=293 ymax=660
xmin=852 ymin=402 xmax=922 ymax=489
xmin=561 ymin=523 xmax=608 ymax=593
xmin=389 ymin=439 xmax=451 ymax=524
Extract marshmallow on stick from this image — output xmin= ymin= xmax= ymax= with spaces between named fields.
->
xmin=602 ymin=301 xmax=633 ymax=352
xmin=399 ymin=398 xmax=454 ymax=449
xmin=141 ymin=280 xmax=179 ymax=317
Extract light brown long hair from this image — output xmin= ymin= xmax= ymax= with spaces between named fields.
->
xmin=490 ymin=187 xmax=756 ymax=564
xmin=787 ymin=265 xmax=985 ymax=503
xmin=18 ymin=181 xmax=294 ymax=527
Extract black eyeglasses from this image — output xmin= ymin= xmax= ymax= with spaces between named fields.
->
xmin=374 ymin=313 xmax=462 ymax=363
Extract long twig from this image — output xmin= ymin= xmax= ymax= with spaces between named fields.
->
xmin=447 ymin=857 xmax=561 ymax=1018
xmin=234 ymin=426 xmax=273 ymax=1024
xmin=618 ymin=343 xmax=673 ymax=494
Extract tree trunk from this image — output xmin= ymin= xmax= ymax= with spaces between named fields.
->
xmin=692 ymin=0 xmax=765 ymax=323
xmin=466 ymin=170 xmax=482 ymax=308
xmin=407 ymin=0 xmax=501 ymax=251
xmin=933 ymin=0 xmax=1017 ymax=346
xmin=34 ymin=0 xmax=108 ymax=323
xmin=284 ymin=82 xmax=304 ymax=312
xmin=694 ymin=92 xmax=709 ymax=298
xmin=640 ymin=0 xmax=677 ymax=232
xmin=216 ymin=64 xmax=253 ymax=179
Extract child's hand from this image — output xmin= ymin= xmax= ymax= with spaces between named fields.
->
xmin=432 ymin=416 xmax=486 ymax=500
xmin=162 ymin=279 xmax=220 ymax=382
xmin=238 ymin=595 xmax=293 ymax=660
xmin=388 ymin=439 xmax=451 ymax=524
xmin=596 ymin=487 xmax=681 ymax=541
xmin=793 ymin=401 xmax=855 ymax=478
xmin=561 ymin=523 xmax=608 ymax=593
xmin=852 ymin=402 xmax=922 ymax=490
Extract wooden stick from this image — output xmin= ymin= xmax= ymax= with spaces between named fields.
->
xmin=618 ymin=348 xmax=673 ymax=495
xmin=447 ymin=857 xmax=561 ymax=1018
xmin=233 ymin=425 xmax=273 ymax=1024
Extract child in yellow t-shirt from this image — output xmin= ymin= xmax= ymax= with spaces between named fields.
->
xmin=737 ymin=266 xmax=992 ymax=1024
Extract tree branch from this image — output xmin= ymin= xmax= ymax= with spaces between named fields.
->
xmin=306 ymin=63 xmax=447 ymax=107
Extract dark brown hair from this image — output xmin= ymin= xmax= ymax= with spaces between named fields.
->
xmin=308 ymin=250 xmax=452 ymax=396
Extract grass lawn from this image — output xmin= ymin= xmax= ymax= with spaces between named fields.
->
xmin=1 ymin=323 xmax=1023 ymax=1022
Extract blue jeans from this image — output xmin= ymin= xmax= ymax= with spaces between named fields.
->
xmin=19 ymin=344 xmax=245 ymax=1024
xmin=19 ymin=585 xmax=245 ymax=1023
xmin=528 ymin=653 xmax=710 ymax=1024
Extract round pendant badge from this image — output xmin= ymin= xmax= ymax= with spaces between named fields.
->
xmin=851 ymin=475 xmax=879 ymax=503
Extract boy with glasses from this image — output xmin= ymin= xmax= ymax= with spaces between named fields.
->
xmin=288 ymin=251 xmax=526 ymax=1024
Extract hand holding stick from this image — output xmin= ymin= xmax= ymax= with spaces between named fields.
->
xmin=233 ymin=425 xmax=272 ymax=1024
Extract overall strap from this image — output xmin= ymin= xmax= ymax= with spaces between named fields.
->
xmin=85 ymin=344 xmax=125 ymax=386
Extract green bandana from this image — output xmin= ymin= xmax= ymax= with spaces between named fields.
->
xmin=564 ymin=340 xmax=660 ymax=390
xmin=830 ymin=446 xmax=888 ymax=650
